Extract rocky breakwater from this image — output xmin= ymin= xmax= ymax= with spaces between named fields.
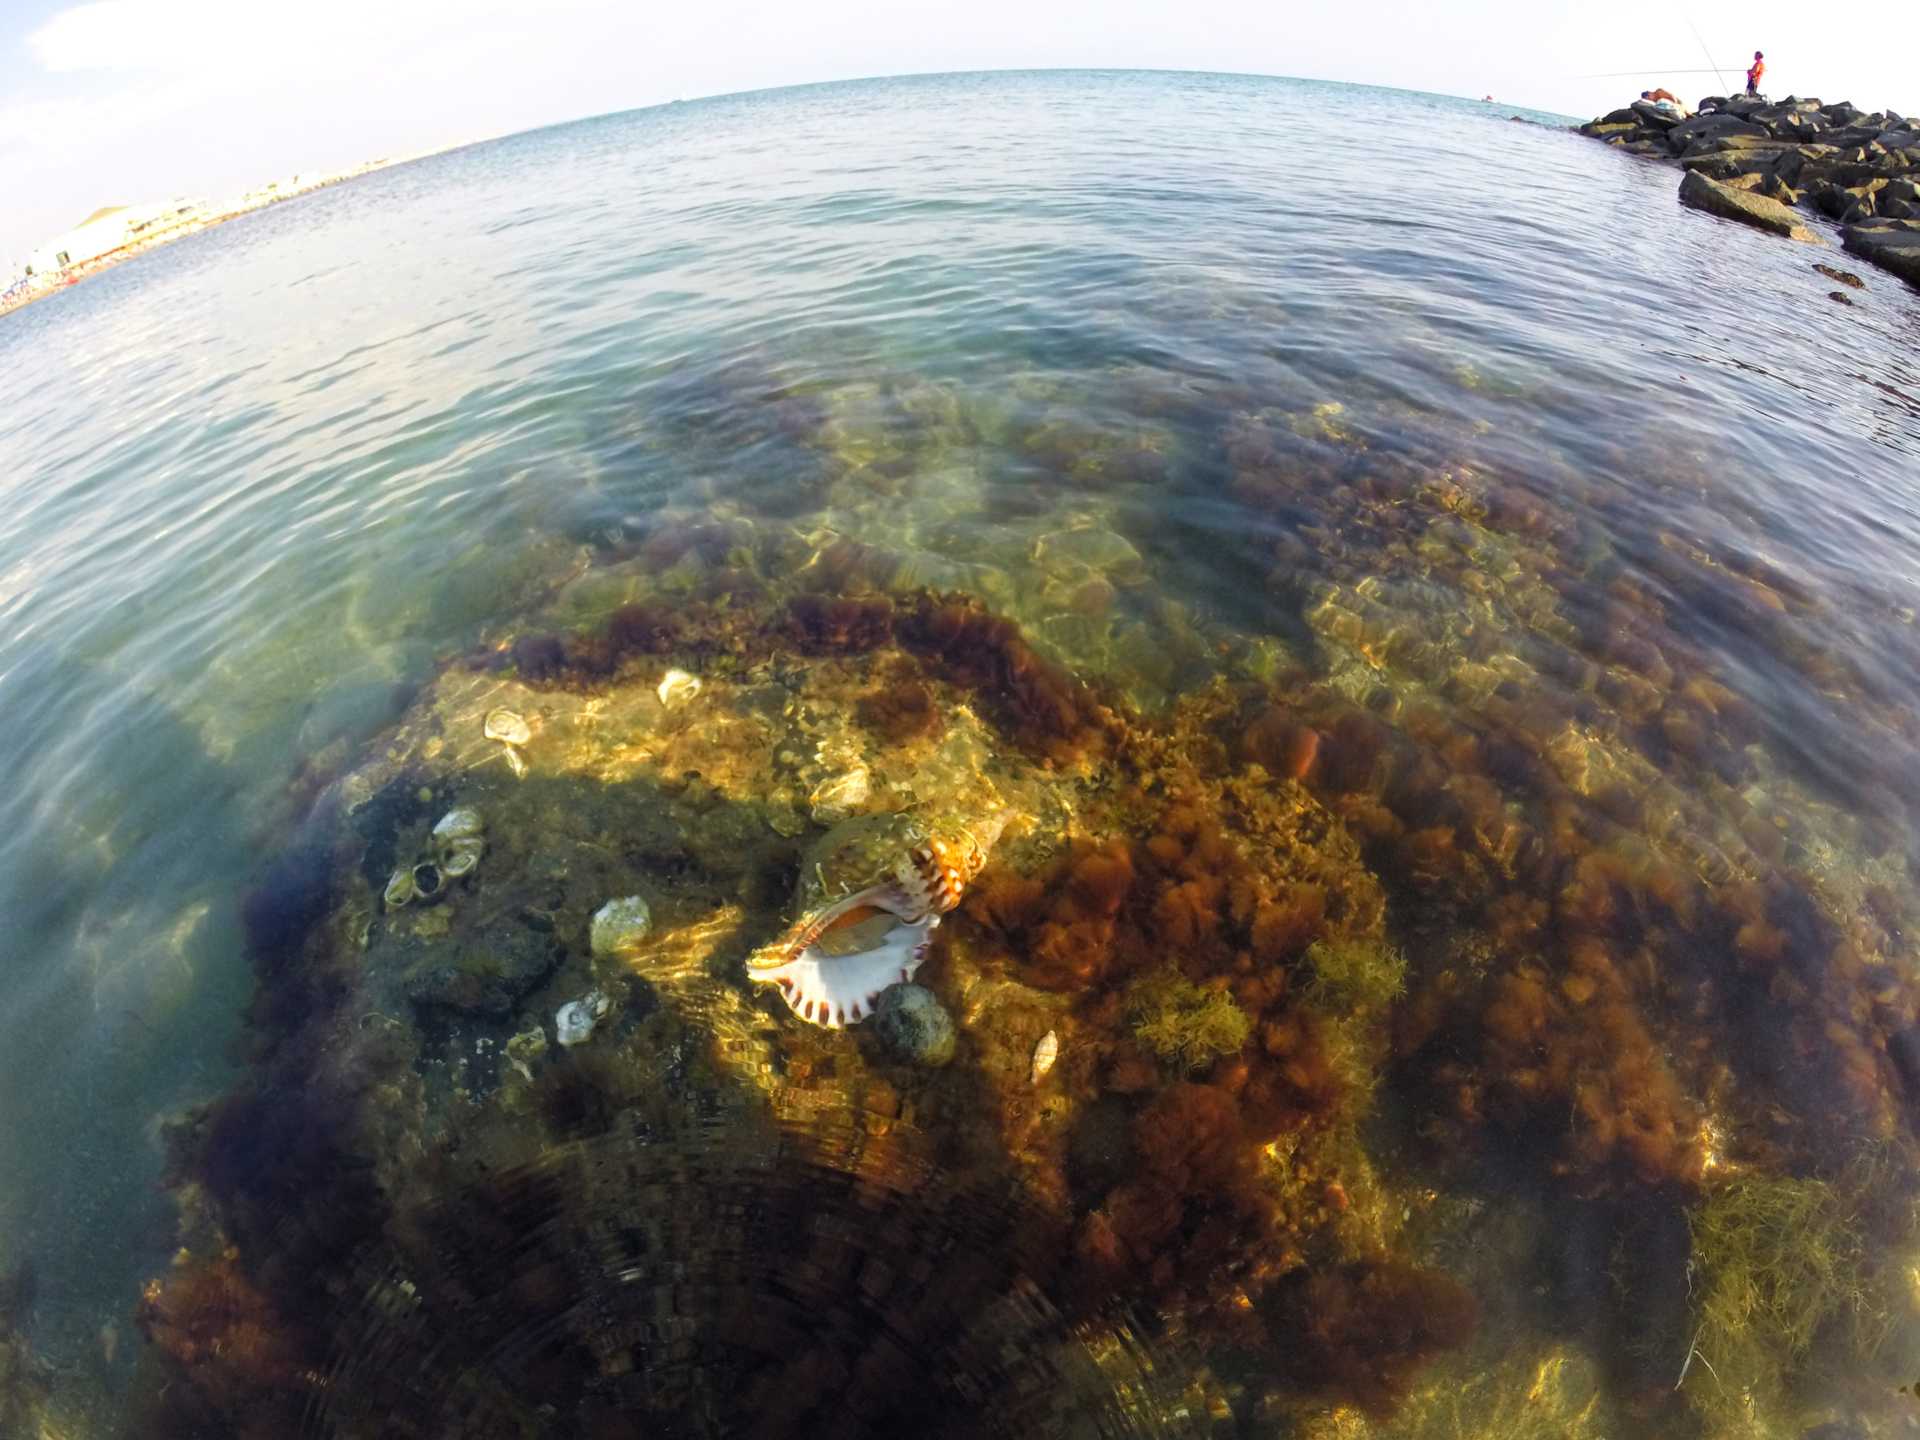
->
xmin=1580 ymin=93 xmax=1920 ymax=288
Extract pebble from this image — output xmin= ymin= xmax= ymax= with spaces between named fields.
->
xmin=873 ymin=984 xmax=956 ymax=1067
xmin=590 ymin=895 xmax=653 ymax=956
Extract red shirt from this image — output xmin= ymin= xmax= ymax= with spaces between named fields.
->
xmin=1747 ymin=58 xmax=1765 ymax=88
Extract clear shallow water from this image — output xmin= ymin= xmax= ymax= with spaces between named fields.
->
xmin=2 ymin=69 xmax=1920 ymax=1437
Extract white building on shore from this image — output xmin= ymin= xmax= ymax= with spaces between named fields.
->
xmin=22 ymin=200 xmax=203 ymax=278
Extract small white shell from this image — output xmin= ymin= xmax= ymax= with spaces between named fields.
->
xmin=1030 ymin=1030 xmax=1059 ymax=1084
xmin=383 ymin=867 xmax=417 ymax=909
xmin=483 ymin=707 xmax=533 ymax=746
xmin=808 ymin=766 xmax=871 ymax=823
xmin=440 ymin=837 xmax=484 ymax=878
xmin=590 ymin=896 xmax=653 ymax=956
xmin=657 ymin=669 xmax=701 ymax=707
xmin=432 ymin=807 xmax=484 ymax=842
xmin=555 ymin=989 xmax=611 ymax=1047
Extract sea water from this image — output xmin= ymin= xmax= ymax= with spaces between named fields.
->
xmin=2 ymin=70 xmax=1919 ymax=1436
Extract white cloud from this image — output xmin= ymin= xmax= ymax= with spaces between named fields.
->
xmin=26 ymin=0 xmax=584 ymax=77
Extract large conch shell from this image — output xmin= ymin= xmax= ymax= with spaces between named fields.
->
xmin=747 ymin=812 xmax=1008 ymax=1028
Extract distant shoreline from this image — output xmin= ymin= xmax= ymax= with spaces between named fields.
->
xmin=0 ymin=155 xmax=423 ymax=322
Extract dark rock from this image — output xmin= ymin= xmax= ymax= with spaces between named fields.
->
xmin=1827 ymin=291 xmax=1855 ymax=305
xmin=1889 ymin=1026 xmax=1920 ymax=1094
xmin=1584 ymin=121 xmax=1637 ymax=139
xmin=1667 ymin=113 xmax=1768 ymax=154
xmin=1630 ymin=102 xmax=1683 ymax=129
xmin=1714 ymin=133 xmax=1790 ymax=149
xmin=1679 ymin=169 xmax=1824 ymax=243
xmin=1813 ymin=262 xmax=1866 ymax=288
xmin=1598 ymin=107 xmax=1641 ymax=126
xmin=1842 ymin=221 xmax=1920 ymax=287
xmin=1678 ymin=154 xmax=1747 ymax=181
xmin=399 ymin=924 xmax=562 ymax=1020
xmin=1885 ymin=177 xmax=1920 ymax=205
xmin=872 ymin=983 xmax=957 ymax=1066
xmin=1811 ymin=181 xmax=1884 ymax=220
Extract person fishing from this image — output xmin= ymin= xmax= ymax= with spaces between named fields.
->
xmin=1746 ymin=51 xmax=1765 ymax=96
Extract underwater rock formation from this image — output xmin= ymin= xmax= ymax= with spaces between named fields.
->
xmin=125 ymin=416 xmax=1920 ymax=1440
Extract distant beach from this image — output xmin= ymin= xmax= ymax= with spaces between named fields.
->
xmin=1 ymin=151 xmax=442 ymax=321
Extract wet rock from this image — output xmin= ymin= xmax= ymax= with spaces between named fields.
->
xmin=1842 ymin=220 xmax=1920 ymax=286
xmin=1033 ymin=527 xmax=1144 ymax=581
xmin=1813 ymin=262 xmax=1865 ymax=288
xmin=872 ymin=983 xmax=956 ymax=1066
xmin=403 ymin=925 xmax=561 ymax=1020
xmin=1679 ymin=171 xmax=1823 ymax=243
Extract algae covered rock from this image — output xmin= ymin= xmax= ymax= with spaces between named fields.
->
xmin=403 ymin=924 xmax=562 ymax=1020
xmin=873 ymin=983 xmax=956 ymax=1066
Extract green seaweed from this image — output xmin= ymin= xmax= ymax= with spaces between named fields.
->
xmin=1681 ymin=1173 xmax=1874 ymax=1436
xmin=1302 ymin=937 xmax=1407 ymax=1014
xmin=1126 ymin=969 xmax=1252 ymax=1071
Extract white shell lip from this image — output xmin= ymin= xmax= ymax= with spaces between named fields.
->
xmin=383 ymin=867 xmax=417 ymax=909
xmin=483 ymin=707 xmax=533 ymax=746
xmin=750 ymin=916 xmax=937 ymax=1029
xmin=433 ymin=807 xmax=484 ymax=841
xmin=440 ymin=838 xmax=484 ymax=878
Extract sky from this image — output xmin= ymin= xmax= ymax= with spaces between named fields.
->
xmin=3 ymin=0 xmax=1917 ymax=262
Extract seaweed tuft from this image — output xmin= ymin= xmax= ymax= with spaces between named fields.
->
xmin=1125 ymin=969 xmax=1252 ymax=1071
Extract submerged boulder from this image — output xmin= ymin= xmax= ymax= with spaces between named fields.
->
xmin=1679 ymin=170 xmax=1824 ymax=243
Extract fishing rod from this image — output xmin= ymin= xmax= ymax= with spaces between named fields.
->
xmin=1680 ymin=10 xmax=1731 ymax=95
xmin=1577 ymin=68 xmax=1749 ymax=79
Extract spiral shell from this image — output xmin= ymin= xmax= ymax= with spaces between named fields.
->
xmin=747 ymin=809 xmax=1010 ymax=1028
